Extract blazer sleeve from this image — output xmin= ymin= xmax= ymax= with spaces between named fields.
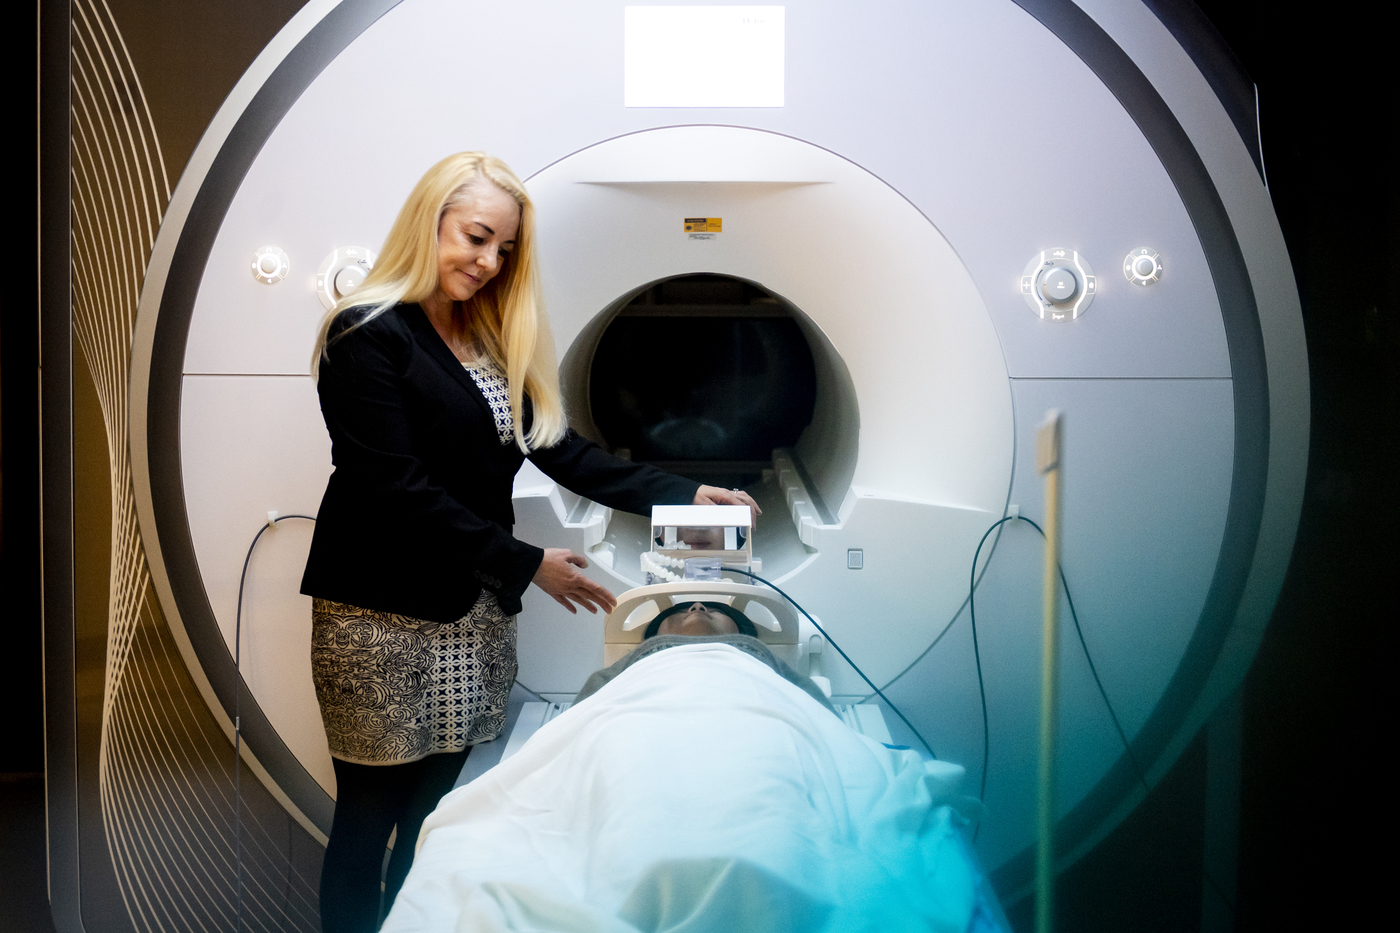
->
xmin=527 ymin=430 xmax=701 ymax=516
xmin=313 ymin=313 xmax=545 ymax=611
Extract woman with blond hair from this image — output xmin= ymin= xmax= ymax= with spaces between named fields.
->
xmin=300 ymin=152 xmax=757 ymax=931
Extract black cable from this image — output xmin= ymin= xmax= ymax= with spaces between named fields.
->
xmin=234 ymin=514 xmax=316 ymax=932
xmin=970 ymin=517 xmax=1238 ymax=911
xmin=233 ymin=512 xmax=551 ymax=890
xmin=1015 ymin=516 xmax=1150 ymax=796
xmin=968 ymin=517 xmax=1019 ymax=802
xmin=967 ymin=515 xmax=1152 ymax=828
xmin=723 ymin=568 xmax=938 ymax=761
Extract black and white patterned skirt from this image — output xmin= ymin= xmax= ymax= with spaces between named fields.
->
xmin=310 ymin=592 xmax=516 ymax=765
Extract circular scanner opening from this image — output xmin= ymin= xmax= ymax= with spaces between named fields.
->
xmin=560 ymin=272 xmax=858 ymax=575
xmin=562 ymin=272 xmax=860 ymax=541
xmin=589 ymin=274 xmax=816 ymax=487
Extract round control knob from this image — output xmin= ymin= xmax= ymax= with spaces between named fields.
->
xmin=1123 ymin=248 xmax=1162 ymax=286
xmin=250 ymin=245 xmax=289 ymax=285
xmin=334 ymin=264 xmax=368 ymax=297
xmin=1021 ymin=249 xmax=1096 ymax=321
xmin=1039 ymin=266 xmax=1080 ymax=304
xmin=316 ymin=246 xmax=378 ymax=310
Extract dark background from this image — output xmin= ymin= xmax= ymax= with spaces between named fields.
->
xmin=4 ymin=2 xmax=1393 ymax=930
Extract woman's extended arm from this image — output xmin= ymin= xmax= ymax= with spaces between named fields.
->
xmin=527 ymin=436 xmax=762 ymax=524
xmin=526 ymin=431 xmax=701 ymax=513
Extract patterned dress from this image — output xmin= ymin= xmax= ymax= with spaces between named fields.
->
xmin=310 ymin=359 xmax=520 ymax=765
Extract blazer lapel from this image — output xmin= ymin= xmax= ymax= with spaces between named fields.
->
xmin=399 ymin=304 xmax=497 ymax=422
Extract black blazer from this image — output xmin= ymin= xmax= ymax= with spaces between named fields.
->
xmin=300 ymin=303 xmax=699 ymax=621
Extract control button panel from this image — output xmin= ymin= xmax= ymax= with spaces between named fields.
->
xmin=316 ymin=246 xmax=377 ymax=310
xmin=1021 ymin=248 xmax=1096 ymax=321
xmin=1123 ymin=247 xmax=1162 ymax=286
xmin=250 ymin=245 xmax=289 ymax=285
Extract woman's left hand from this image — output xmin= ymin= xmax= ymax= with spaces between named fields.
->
xmin=693 ymin=485 xmax=762 ymax=524
xmin=532 ymin=548 xmax=618 ymax=615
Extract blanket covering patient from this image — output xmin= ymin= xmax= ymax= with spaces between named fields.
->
xmin=381 ymin=601 xmax=1008 ymax=933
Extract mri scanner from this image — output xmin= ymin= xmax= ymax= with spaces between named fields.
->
xmin=129 ymin=0 xmax=1307 ymax=898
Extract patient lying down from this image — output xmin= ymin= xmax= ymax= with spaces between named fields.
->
xmin=573 ymin=601 xmax=837 ymax=715
xmin=381 ymin=603 xmax=1008 ymax=933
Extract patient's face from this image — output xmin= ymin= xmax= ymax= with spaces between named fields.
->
xmin=678 ymin=526 xmax=725 ymax=550
xmin=657 ymin=602 xmax=740 ymax=637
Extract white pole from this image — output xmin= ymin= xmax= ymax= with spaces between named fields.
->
xmin=1036 ymin=410 xmax=1064 ymax=933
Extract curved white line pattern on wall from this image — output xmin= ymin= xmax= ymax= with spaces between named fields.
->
xmin=69 ymin=2 xmax=321 ymax=929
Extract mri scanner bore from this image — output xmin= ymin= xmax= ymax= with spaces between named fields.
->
xmin=590 ymin=274 xmax=817 ymax=481
xmin=131 ymin=0 xmax=1307 ymax=921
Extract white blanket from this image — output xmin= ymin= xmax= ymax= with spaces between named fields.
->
xmin=383 ymin=643 xmax=999 ymax=933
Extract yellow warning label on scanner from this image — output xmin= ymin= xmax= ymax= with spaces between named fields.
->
xmin=684 ymin=217 xmax=722 ymax=233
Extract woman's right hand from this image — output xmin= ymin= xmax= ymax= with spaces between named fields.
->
xmin=532 ymin=548 xmax=618 ymax=615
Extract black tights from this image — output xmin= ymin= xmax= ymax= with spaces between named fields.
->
xmin=319 ymin=747 xmax=471 ymax=932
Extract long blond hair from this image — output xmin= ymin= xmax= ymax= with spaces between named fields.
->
xmin=311 ymin=152 xmax=565 ymax=451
